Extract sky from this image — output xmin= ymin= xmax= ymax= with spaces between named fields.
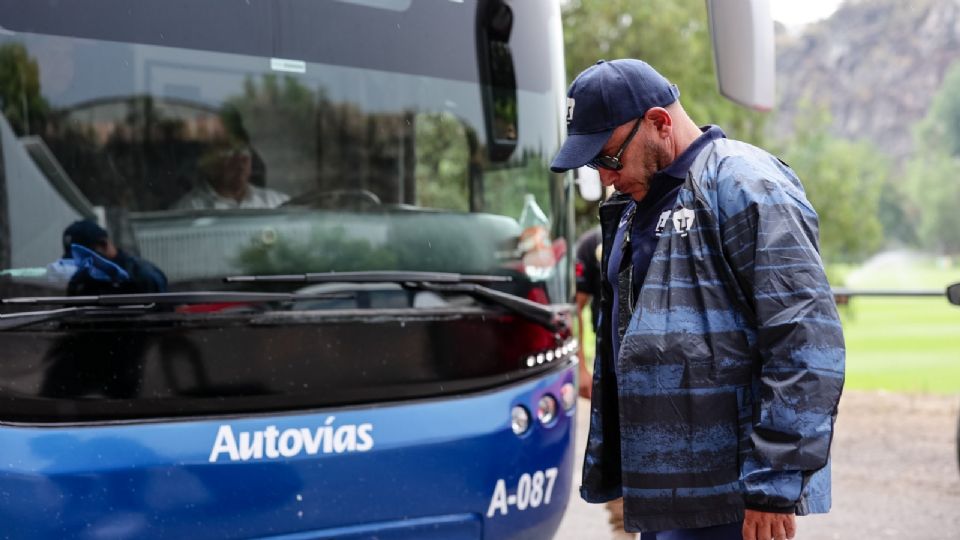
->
xmin=770 ymin=0 xmax=843 ymax=27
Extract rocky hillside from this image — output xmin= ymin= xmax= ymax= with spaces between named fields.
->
xmin=774 ymin=0 xmax=960 ymax=165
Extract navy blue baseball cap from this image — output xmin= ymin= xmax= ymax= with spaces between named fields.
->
xmin=62 ymin=219 xmax=109 ymax=256
xmin=550 ymin=59 xmax=680 ymax=173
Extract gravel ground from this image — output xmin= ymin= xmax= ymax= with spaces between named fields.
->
xmin=556 ymin=390 xmax=960 ymax=539
xmin=801 ymin=390 xmax=960 ymax=539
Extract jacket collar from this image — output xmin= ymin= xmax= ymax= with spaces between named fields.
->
xmin=658 ymin=125 xmax=726 ymax=180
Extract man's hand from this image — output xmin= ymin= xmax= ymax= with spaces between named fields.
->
xmin=577 ymin=358 xmax=592 ymax=399
xmin=742 ymin=509 xmax=796 ymax=540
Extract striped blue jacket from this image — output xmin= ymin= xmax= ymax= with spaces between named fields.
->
xmin=582 ymin=138 xmax=845 ymax=532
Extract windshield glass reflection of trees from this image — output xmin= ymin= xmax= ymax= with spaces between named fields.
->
xmin=0 ymin=36 xmax=566 ymax=308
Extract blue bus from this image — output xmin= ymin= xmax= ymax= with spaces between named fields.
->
xmin=0 ymin=0 xmax=773 ymax=538
xmin=0 ymin=1 xmax=577 ymax=538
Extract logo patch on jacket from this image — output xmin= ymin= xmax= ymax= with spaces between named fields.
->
xmin=655 ymin=207 xmax=696 ymax=237
xmin=655 ymin=210 xmax=672 ymax=236
xmin=672 ymin=208 xmax=696 ymax=237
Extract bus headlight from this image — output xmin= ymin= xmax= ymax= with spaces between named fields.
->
xmin=511 ymin=405 xmax=531 ymax=435
xmin=537 ymin=395 xmax=558 ymax=425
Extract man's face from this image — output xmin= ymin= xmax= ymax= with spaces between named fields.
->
xmin=200 ymin=138 xmax=252 ymax=195
xmin=94 ymin=239 xmax=118 ymax=260
xmin=595 ymin=114 xmax=672 ymax=201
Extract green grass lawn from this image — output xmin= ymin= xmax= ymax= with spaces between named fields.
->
xmin=838 ymin=255 xmax=960 ymax=393
xmin=840 ymin=297 xmax=960 ymax=393
xmin=578 ymin=254 xmax=960 ymax=394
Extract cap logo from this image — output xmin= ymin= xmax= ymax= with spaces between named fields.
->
xmin=566 ymin=97 xmax=575 ymax=125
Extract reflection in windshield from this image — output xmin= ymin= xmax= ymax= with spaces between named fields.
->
xmin=171 ymin=107 xmax=289 ymax=210
xmin=0 ymin=7 xmax=567 ymax=307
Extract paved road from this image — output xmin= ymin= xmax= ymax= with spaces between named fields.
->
xmin=554 ymin=398 xmax=627 ymax=540
xmin=553 ymin=392 xmax=960 ymax=539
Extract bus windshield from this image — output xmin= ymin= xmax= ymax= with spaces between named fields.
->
xmin=0 ymin=0 xmax=570 ymax=308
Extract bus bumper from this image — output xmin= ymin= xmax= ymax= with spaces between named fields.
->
xmin=0 ymin=362 xmax=577 ymax=540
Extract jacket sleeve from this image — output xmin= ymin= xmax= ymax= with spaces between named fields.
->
xmin=713 ymin=154 xmax=845 ymax=513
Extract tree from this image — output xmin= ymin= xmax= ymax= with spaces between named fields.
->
xmin=915 ymin=61 xmax=960 ymax=157
xmin=0 ymin=43 xmax=49 ymax=135
xmin=415 ymin=112 xmax=470 ymax=211
xmin=776 ymin=105 xmax=887 ymax=263
xmin=902 ymin=154 xmax=960 ymax=253
xmin=902 ymin=61 xmax=960 ymax=253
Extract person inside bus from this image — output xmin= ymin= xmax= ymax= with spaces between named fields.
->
xmin=172 ymin=114 xmax=289 ymax=210
xmin=63 ymin=219 xmax=168 ymax=295
xmin=574 ymin=225 xmax=601 ymax=401
xmin=550 ymin=59 xmax=843 ymax=540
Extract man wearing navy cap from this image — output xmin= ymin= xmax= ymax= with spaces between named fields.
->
xmin=62 ymin=219 xmax=167 ymax=295
xmin=553 ymin=60 xmax=844 ymax=540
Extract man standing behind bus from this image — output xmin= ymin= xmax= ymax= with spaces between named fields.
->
xmin=550 ymin=59 xmax=844 ymax=540
xmin=574 ymin=224 xmax=601 ymax=401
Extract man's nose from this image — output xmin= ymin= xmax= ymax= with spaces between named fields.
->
xmin=598 ymin=168 xmax=617 ymax=187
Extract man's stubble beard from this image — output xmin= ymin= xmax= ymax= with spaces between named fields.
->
xmin=631 ymin=138 xmax=672 ymax=201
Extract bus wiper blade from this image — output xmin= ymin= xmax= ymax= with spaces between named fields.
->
xmin=226 ymin=271 xmax=563 ymax=332
xmin=1 ymin=291 xmax=353 ymax=307
xmin=414 ymin=282 xmax=565 ymax=333
xmin=225 ymin=271 xmax=512 ymax=284
xmin=0 ymin=305 xmax=152 ymax=331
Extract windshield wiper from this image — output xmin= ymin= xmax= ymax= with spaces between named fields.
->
xmin=225 ymin=270 xmax=512 ymax=284
xmin=413 ymin=281 xmax=566 ymax=332
xmin=1 ymin=290 xmax=352 ymax=307
xmin=2 ymin=273 xmax=565 ymax=332
xmin=0 ymin=291 xmax=354 ymax=330
xmin=225 ymin=271 xmax=565 ymax=332
xmin=0 ymin=305 xmax=153 ymax=331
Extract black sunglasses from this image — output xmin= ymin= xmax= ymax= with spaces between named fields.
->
xmin=587 ymin=118 xmax=642 ymax=171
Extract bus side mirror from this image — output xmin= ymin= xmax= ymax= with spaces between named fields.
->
xmin=947 ymin=283 xmax=960 ymax=306
xmin=706 ymin=0 xmax=775 ymax=111
xmin=575 ymin=167 xmax=602 ymax=202
xmin=476 ymin=0 xmax=518 ymax=162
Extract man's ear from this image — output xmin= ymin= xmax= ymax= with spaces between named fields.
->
xmin=646 ymin=107 xmax=673 ymax=137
